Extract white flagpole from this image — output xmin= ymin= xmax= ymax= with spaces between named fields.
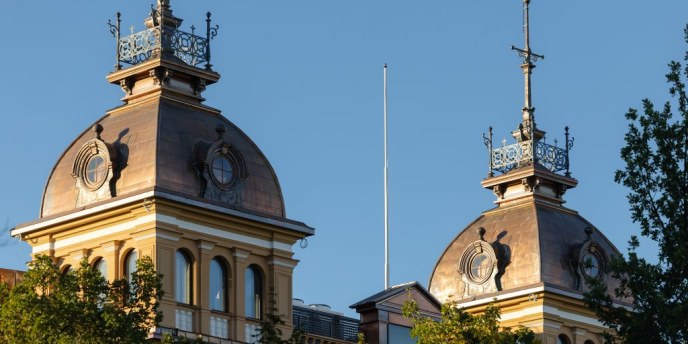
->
xmin=384 ymin=63 xmax=390 ymax=290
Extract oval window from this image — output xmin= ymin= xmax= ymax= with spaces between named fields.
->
xmin=469 ymin=252 xmax=493 ymax=283
xmin=211 ymin=156 xmax=235 ymax=186
xmin=582 ymin=252 xmax=600 ymax=278
xmin=85 ymin=155 xmax=107 ymax=188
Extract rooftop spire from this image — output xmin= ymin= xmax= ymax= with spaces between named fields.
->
xmin=511 ymin=0 xmax=544 ymax=141
xmin=482 ymin=0 xmax=574 ymax=179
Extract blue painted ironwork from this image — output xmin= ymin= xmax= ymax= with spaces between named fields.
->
xmin=483 ymin=128 xmax=574 ymax=175
xmin=108 ymin=9 xmax=218 ymax=70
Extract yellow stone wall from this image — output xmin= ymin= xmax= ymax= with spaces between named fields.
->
xmin=461 ymin=289 xmax=608 ymax=344
xmin=21 ymin=196 xmax=306 ymax=342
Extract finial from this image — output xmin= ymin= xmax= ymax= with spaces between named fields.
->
xmin=483 ymin=127 xmax=494 ymax=177
xmin=107 ymin=12 xmax=122 ymax=70
xmin=477 ymin=227 xmax=486 ymax=241
xmin=584 ymin=226 xmax=594 ymax=240
xmin=511 ymin=0 xmax=543 ymax=140
xmin=94 ymin=124 xmax=104 ymax=140
xmin=215 ymin=124 xmax=226 ymax=140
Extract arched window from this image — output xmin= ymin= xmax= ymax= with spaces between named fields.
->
xmin=61 ymin=264 xmax=73 ymax=277
xmin=209 ymin=257 xmax=228 ymax=312
xmin=124 ymin=250 xmax=138 ymax=282
xmin=583 ymin=341 xmax=595 ymax=344
xmin=93 ymin=258 xmax=108 ymax=280
xmin=557 ymin=334 xmax=571 ymax=344
xmin=245 ymin=265 xmax=263 ymax=319
xmin=175 ymin=250 xmax=192 ymax=304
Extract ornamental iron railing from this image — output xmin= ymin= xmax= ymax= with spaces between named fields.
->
xmin=108 ymin=11 xmax=218 ymax=70
xmin=483 ymin=126 xmax=574 ymax=176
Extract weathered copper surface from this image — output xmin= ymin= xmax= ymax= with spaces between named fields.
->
xmin=40 ymin=97 xmax=286 ymax=219
xmin=428 ymin=200 xmax=622 ymax=302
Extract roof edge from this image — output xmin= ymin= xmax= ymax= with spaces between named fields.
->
xmin=13 ymin=189 xmax=313 ymax=238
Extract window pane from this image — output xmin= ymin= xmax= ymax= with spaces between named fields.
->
xmin=245 ymin=266 xmax=262 ymax=319
xmin=558 ymin=335 xmax=571 ymax=344
xmin=125 ymin=250 xmax=137 ymax=282
xmin=95 ymin=258 xmax=107 ymax=280
xmin=388 ymin=324 xmax=414 ymax=344
xmin=210 ymin=258 xmax=226 ymax=312
xmin=176 ymin=251 xmax=191 ymax=304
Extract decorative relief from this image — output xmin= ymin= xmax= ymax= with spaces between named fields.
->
xmin=193 ymin=124 xmax=248 ymax=206
xmin=72 ymin=124 xmax=120 ymax=207
xmin=571 ymin=227 xmax=608 ymax=290
xmin=458 ymin=227 xmax=504 ymax=298
xmin=193 ymin=78 xmax=207 ymax=96
xmin=493 ymin=184 xmax=506 ymax=199
xmin=119 ymin=78 xmax=133 ymax=95
xmin=521 ymin=176 xmax=540 ymax=193
xmin=150 ymin=67 xmax=172 ymax=86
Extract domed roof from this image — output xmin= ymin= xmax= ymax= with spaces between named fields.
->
xmin=41 ymin=97 xmax=285 ymax=219
xmin=428 ymin=165 xmax=623 ymax=303
xmin=40 ymin=4 xmax=286 ymax=220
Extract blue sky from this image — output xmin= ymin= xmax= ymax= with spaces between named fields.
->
xmin=1 ymin=1 xmax=687 ymax=317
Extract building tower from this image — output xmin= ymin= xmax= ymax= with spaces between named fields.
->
xmin=11 ymin=1 xmax=313 ymax=342
xmin=428 ymin=1 xmax=628 ymax=343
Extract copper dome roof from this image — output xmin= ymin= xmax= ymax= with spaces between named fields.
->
xmin=428 ymin=165 xmax=623 ymax=303
xmin=39 ymin=3 xmax=287 ymax=221
xmin=40 ymin=95 xmax=286 ymax=219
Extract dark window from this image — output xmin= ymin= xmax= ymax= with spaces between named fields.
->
xmin=388 ymin=324 xmax=414 ymax=344
xmin=245 ymin=265 xmax=263 ymax=319
xmin=211 ymin=156 xmax=235 ymax=186
xmin=557 ymin=334 xmax=571 ymax=344
xmin=582 ymin=252 xmax=600 ymax=277
xmin=209 ymin=257 xmax=228 ymax=312
xmin=175 ymin=250 xmax=192 ymax=304
xmin=124 ymin=250 xmax=137 ymax=282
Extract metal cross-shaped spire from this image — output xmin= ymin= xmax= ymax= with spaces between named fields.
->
xmin=511 ymin=0 xmax=543 ymax=139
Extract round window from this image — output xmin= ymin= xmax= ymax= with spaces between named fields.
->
xmin=211 ymin=156 xmax=235 ymax=187
xmin=581 ymin=252 xmax=600 ymax=278
xmin=469 ymin=252 xmax=493 ymax=283
xmin=84 ymin=155 xmax=108 ymax=189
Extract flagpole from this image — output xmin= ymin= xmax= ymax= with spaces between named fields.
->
xmin=384 ymin=63 xmax=389 ymax=290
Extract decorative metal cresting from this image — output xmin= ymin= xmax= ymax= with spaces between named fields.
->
xmin=484 ymin=126 xmax=574 ymax=176
xmin=482 ymin=0 xmax=574 ymax=177
xmin=108 ymin=0 xmax=219 ymax=70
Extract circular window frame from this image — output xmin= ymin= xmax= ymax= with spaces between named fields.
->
xmin=459 ymin=241 xmax=497 ymax=285
xmin=82 ymin=154 xmax=108 ymax=190
xmin=210 ymin=154 xmax=237 ymax=189
xmin=468 ymin=252 xmax=493 ymax=284
xmin=73 ymin=139 xmax=112 ymax=192
xmin=579 ymin=248 xmax=605 ymax=280
xmin=209 ymin=153 xmax=238 ymax=190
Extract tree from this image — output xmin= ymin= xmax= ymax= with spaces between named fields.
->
xmin=254 ymin=296 xmax=305 ymax=344
xmin=0 ymin=255 xmax=163 ymax=344
xmin=402 ymin=298 xmax=538 ymax=344
xmin=583 ymin=25 xmax=688 ymax=344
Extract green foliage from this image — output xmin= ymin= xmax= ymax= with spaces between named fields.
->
xmin=402 ymin=298 xmax=538 ymax=344
xmin=0 ymin=255 xmax=163 ymax=344
xmin=255 ymin=297 xmax=305 ymax=344
xmin=160 ymin=333 xmax=206 ymax=344
xmin=583 ymin=24 xmax=688 ymax=344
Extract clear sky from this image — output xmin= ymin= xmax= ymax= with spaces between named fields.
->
xmin=1 ymin=0 xmax=687 ymax=318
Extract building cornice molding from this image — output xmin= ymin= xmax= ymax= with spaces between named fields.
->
xmin=13 ymin=190 xmax=314 ymax=238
